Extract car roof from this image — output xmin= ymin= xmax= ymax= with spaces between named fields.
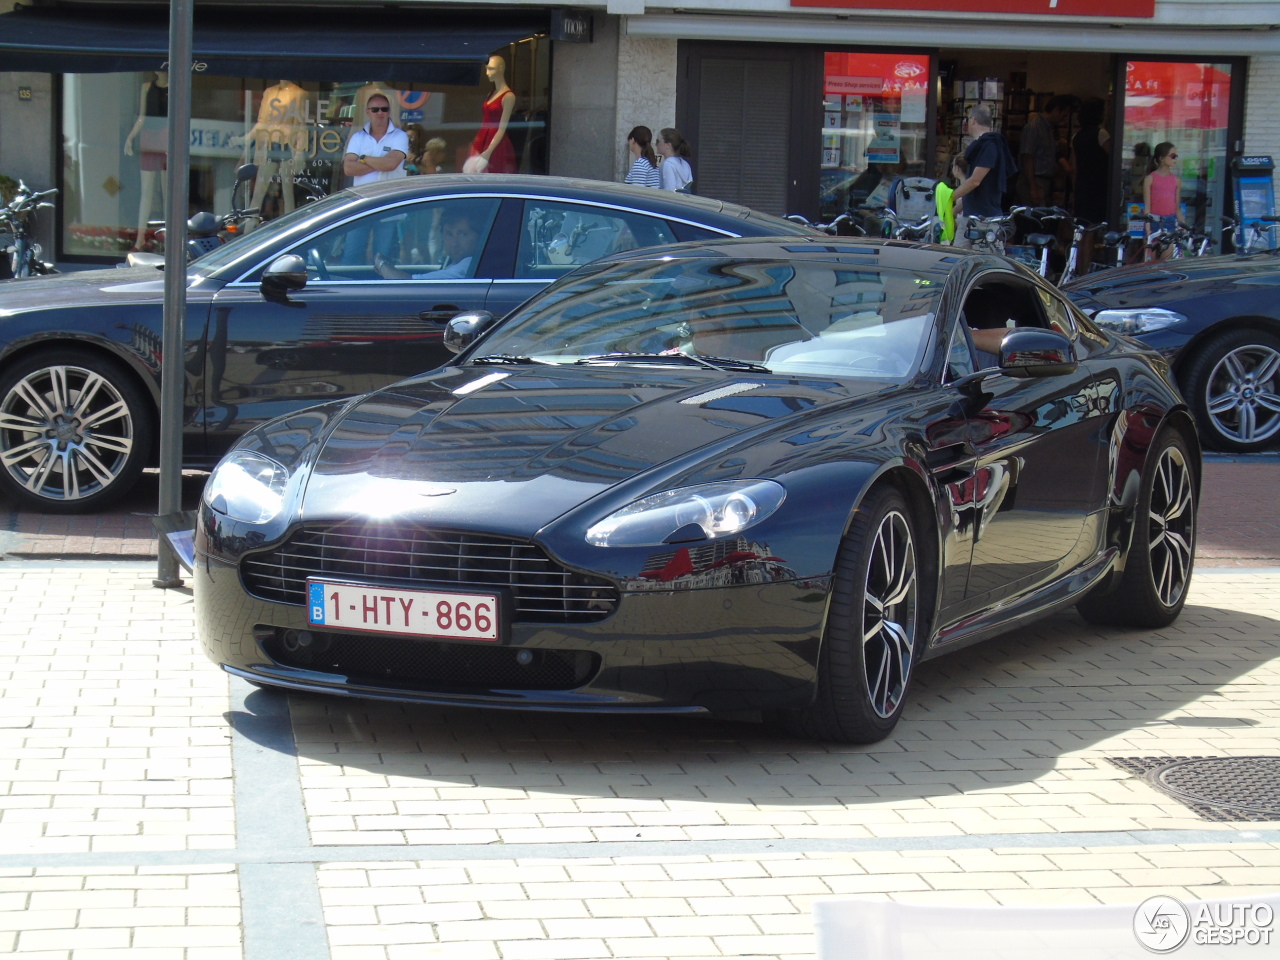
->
xmin=348 ymin=174 xmax=810 ymax=231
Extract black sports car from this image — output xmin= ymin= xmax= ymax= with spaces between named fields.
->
xmin=0 ymin=175 xmax=813 ymax=512
xmin=1063 ymin=250 xmax=1280 ymax=453
xmin=195 ymin=237 xmax=1200 ymax=743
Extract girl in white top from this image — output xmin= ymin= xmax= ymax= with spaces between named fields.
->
xmin=623 ymin=126 xmax=661 ymax=188
xmin=656 ymin=127 xmax=694 ymax=192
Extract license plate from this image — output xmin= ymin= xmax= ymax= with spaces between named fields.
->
xmin=306 ymin=580 xmax=501 ymax=642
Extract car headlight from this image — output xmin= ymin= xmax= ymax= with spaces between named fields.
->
xmin=586 ymin=480 xmax=785 ymax=547
xmin=203 ymin=451 xmax=291 ymax=523
xmin=1092 ymin=307 xmax=1187 ymax=335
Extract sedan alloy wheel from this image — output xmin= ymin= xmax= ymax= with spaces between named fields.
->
xmin=1185 ymin=331 xmax=1280 ymax=452
xmin=0 ymin=353 xmax=151 ymax=511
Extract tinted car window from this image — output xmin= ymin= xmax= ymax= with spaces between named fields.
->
xmin=284 ymin=197 xmax=502 ymax=281
xmin=478 ymin=257 xmax=944 ymax=379
xmin=516 ymin=201 xmax=677 ymax=282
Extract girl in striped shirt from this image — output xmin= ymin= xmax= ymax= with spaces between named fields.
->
xmin=623 ymin=126 xmax=661 ymax=188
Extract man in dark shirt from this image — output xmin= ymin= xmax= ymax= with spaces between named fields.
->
xmin=951 ymin=104 xmax=1014 ymax=249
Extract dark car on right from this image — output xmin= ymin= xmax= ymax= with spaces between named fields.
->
xmin=1063 ymin=250 xmax=1280 ymax=453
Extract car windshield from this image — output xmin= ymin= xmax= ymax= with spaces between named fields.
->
xmin=191 ymin=190 xmax=357 ymax=274
xmin=477 ymin=256 xmax=944 ymax=379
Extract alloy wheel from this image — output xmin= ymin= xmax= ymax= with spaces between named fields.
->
xmin=862 ymin=509 xmax=917 ymax=719
xmin=0 ymin=364 xmax=135 ymax=503
xmin=1203 ymin=343 xmax=1280 ymax=446
xmin=1147 ymin=444 xmax=1195 ymax=608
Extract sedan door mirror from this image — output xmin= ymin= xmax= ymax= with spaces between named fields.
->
xmin=444 ymin=311 xmax=495 ymax=353
xmin=260 ymin=255 xmax=308 ymax=300
xmin=999 ymin=328 xmax=1077 ymax=378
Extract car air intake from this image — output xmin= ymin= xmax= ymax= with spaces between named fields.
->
xmin=241 ymin=522 xmax=618 ymax=624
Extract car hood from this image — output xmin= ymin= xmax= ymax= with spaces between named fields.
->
xmin=296 ymin=363 xmax=885 ymax=536
xmin=1062 ymin=252 xmax=1280 ymax=311
xmin=0 ymin=266 xmax=170 ymax=310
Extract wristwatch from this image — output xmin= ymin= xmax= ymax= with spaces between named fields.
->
xmin=358 ymin=154 xmax=366 ymax=161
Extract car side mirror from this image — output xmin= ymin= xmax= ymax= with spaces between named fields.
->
xmin=260 ymin=255 xmax=307 ymax=300
xmin=444 ymin=311 xmax=495 ymax=353
xmin=998 ymin=328 xmax=1077 ymax=378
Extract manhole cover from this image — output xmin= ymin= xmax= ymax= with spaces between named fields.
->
xmin=1155 ymin=757 xmax=1280 ymax=818
xmin=1107 ymin=757 xmax=1280 ymax=822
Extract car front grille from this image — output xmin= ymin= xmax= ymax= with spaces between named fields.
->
xmin=241 ymin=521 xmax=618 ymax=624
xmin=261 ymin=628 xmax=598 ymax=691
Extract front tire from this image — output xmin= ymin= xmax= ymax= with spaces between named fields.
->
xmin=783 ymin=486 xmax=920 ymax=743
xmin=1182 ymin=329 xmax=1280 ymax=453
xmin=0 ymin=350 xmax=153 ymax=513
xmin=1078 ymin=427 xmax=1196 ymax=628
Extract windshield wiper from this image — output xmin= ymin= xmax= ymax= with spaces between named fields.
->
xmin=470 ymin=355 xmax=545 ymax=365
xmin=575 ymin=352 xmax=770 ymax=373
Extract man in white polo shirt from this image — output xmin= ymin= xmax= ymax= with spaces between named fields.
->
xmin=339 ymin=92 xmax=409 ymax=264
xmin=343 ymin=92 xmax=408 ymax=183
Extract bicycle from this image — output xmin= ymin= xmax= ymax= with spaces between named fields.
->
xmin=1131 ymin=214 xmax=1209 ymax=261
xmin=1224 ymin=213 xmax=1280 ymax=255
xmin=859 ymin=206 xmax=940 ymax=243
xmin=784 ymin=212 xmax=867 ymax=237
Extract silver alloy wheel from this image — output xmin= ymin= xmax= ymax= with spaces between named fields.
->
xmin=1147 ymin=444 xmax=1195 ymax=608
xmin=1203 ymin=343 xmax=1280 ymax=446
xmin=862 ymin=508 xmax=917 ymax=719
xmin=0 ymin=364 xmax=135 ymax=503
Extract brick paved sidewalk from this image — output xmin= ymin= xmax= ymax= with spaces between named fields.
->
xmin=0 ymin=565 xmax=1277 ymax=959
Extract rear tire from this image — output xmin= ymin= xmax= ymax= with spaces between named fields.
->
xmin=0 ymin=350 xmax=153 ymax=513
xmin=782 ymin=486 xmax=920 ymax=743
xmin=1077 ymin=427 xmax=1196 ymax=628
xmin=1182 ymin=329 xmax=1280 ymax=453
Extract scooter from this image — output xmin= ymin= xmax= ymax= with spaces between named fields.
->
xmin=0 ymin=180 xmax=59 ymax=278
xmin=124 ymin=164 xmax=258 ymax=268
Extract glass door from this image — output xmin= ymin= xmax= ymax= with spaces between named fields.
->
xmin=1118 ymin=59 xmax=1239 ymax=253
xmin=820 ymin=52 xmax=932 ymax=223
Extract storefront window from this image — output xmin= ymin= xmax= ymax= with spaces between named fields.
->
xmin=1120 ymin=60 xmax=1233 ymax=251
xmin=820 ymin=52 xmax=931 ymax=222
xmin=59 ymin=39 xmax=549 ymax=259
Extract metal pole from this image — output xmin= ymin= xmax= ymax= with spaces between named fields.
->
xmin=155 ymin=0 xmax=194 ymax=589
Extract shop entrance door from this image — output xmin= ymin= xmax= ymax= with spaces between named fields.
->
xmin=1116 ymin=58 xmax=1244 ymax=253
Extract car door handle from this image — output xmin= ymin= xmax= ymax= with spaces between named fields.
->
xmin=419 ymin=305 xmax=461 ymax=324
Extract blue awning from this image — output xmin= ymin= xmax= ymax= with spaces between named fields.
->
xmin=0 ymin=5 xmax=547 ymax=83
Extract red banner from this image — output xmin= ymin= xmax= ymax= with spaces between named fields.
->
xmin=792 ymin=0 xmax=1154 ymax=16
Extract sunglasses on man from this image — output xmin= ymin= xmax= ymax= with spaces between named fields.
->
xmin=368 ymin=104 xmax=390 ymax=113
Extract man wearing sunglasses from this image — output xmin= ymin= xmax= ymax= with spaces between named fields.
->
xmin=343 ymin=93 xmax=409 ymax=185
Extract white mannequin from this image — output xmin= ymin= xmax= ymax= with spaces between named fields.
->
xmin=241 ymin=80 xmax=308 ymax=232
xmin=123 ymin=71 xmax=169 ymax=250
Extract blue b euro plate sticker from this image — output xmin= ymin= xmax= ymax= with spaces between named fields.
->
xmin=308 ymin=582 xmax=326 ymax=625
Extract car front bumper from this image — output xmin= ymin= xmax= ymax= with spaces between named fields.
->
xmin=194 ymin=552 xmax=831 ymax=715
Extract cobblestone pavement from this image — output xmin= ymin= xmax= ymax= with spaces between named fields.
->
xmin=1 ymin=564 xmax=1277 ymax=959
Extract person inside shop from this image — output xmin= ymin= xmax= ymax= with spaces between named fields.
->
xmin=951 ymin=104 xmax=1015 ymax=248
xmin=340 ymin=92 xmax=409 ymax=264
xmin=374 ymin=206 xmax=482 ymax=280
xmin=122 ymin=70 xmax=169 ymax=251
xmin=1018 ymin=94 xmax=1073 ymax=207
xmin=1070 ymin=97 xmax=1112 ymax=264
xmin=623 ymin=126 xmax=661 ymax=187
xmin=656 ymin=128 xmax=694 ymax=192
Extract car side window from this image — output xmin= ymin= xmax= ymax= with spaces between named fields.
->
xmin=516 ymin=201 xmax=677 ymax=282
xmin=285 ymin=198 xmax=501 ymax=282
xmin=1036 ymin=287 xmax=1078 ymax=337
xmin=945 ymin=319 xmax=976 ymax=382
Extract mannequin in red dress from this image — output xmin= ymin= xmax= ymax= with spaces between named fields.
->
xmin=469 ymin=55 xmax=517 ymax=173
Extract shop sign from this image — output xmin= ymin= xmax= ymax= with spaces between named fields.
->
xmin=794 ymin=0 xmax=1154 ymax=16
xmin=827 ymin=76 xmax=884 ymax=96
xmin=551 ymin=9 xmax=593 ymax=42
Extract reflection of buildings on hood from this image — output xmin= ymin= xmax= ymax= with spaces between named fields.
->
xmin=633 ymin=535 xmax=797 ymax=591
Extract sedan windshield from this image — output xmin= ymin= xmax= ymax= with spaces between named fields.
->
xmin=476 ymin=256 xmax=945 ymax=379
xmin=192 ymin=190 xmax=357 ymax=274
